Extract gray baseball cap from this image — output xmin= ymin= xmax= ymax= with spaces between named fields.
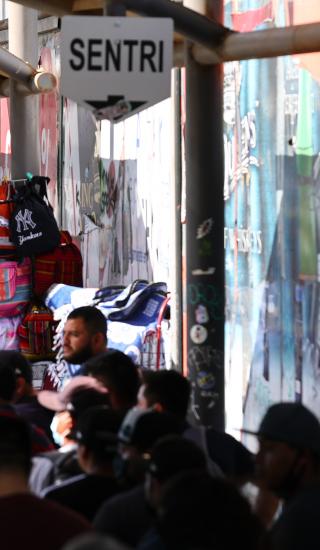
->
xmin=242 ymin=402 xmax=320 ymax=456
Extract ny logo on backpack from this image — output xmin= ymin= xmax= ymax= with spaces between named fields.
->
xmin=15 ymin=209 xmax=36 ymax=233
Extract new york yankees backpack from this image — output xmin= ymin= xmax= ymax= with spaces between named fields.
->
xmin=9 ymin=176 xmax=60 ymax=257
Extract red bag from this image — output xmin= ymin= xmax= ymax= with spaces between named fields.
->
xmin=18 ymin=301 xmax=57 ymax=361
xmin=34 ymin=231 xmax=83 ymax=297
xmin=0 ymin=180 xmax=16 ymax=257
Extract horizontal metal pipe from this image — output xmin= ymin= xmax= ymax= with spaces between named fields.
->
xmin=0 ymin=70 xmax=57 ymax=96
xmin=191 ymin=21 xmax=320 ymax=64
xmin=0 ymin=44 xmax=57 ymax=94
xmin=111 ymin=0 xmax=232 ymax=48
xmin=0 ymin=53 xmax=57 ymax=98
xmin=0 ymin=44 xmax=37 ymax=81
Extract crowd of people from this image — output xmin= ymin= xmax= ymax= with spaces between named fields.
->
xmin=0 ymin=305 xmax=319 ymax=549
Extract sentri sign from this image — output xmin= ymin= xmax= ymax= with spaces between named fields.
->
xmin=61 ymin=16 xmax=173 ymax=122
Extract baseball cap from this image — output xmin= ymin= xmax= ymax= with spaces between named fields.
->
xmin=71 ymin=406 xmax=121 ymax=455
xmin=148 ymin=435 xmax=207 ymax=481
xmin=37 ymin=376 xmax=108 ymax=412
xmin=118 ymin=407 xmax=182 ymax=452
xmin=242 ymin=402 xmax=320 ymax=456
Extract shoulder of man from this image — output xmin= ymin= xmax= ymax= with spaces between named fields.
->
xmin=183 ymin=425 xmax=223 ymax=478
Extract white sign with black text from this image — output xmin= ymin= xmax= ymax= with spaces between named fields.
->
xmin=61 ymin=16 xmax=173 ymax=122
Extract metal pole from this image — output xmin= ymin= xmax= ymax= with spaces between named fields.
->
xmin=170 ymin=67 xmax=183 ymax=372
xmin=104 ymin=2 xmax=126 ymax=158
xmin=8 ymin=1 xmax=40 ymax=177
xmin=184 ymin=0 xmax=225 ymax=429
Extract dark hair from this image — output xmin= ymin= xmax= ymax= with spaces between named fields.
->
xmin=67 ymin=306 xmax=107 ymax=341
xmin=84 ymin=350 xmax=140 ymax=410
xmin=158 ymin=471 xmax=264 ymax=550
xmin=127 ymin=411 xmax=182 ymax=453
xmin=0 ymin=415 xmax=32 ymax=475
xmin=0 ymin=356 xmax=17 ymax=401
xmin=149 ymin=435 xmax=207 ymax=482
xmin=142 ymin=370 xmax=191 ymax=421
xmin=0 ymin=351 xmax=32 ymax=385
xmin=69 ymin=388 xmax=111 ymax=421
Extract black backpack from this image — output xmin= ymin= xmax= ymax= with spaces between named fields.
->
xmin=9 ymin=176 xmax=60 ymax=257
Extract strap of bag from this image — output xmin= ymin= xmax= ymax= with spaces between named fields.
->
xmin=18 ymin=176 xmax=54 ymax=213
xmin=30 ymin=176 xmax=50 ymax=201
xmin=94 ymin=285 xmax=126 ymax=304
xmin=60 ymin=231 xmax=72 ymax=245
xmin=114 ymin=279 xmax=149 ymax=308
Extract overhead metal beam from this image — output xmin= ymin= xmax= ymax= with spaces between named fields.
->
xmin=190 ymin=21 xmax=320 ymax=64
xmin=10 ymin=0 xmax=232 ymax=47
xmin=109 ymin=0 xmax=231 ymax=48
xmin=73 ymin=0 xmax=102 ymax=11
xmin=10 ymin=0 xmax=73 ymax=14
xmin=9 ymin=0 xmax=123 ymax=14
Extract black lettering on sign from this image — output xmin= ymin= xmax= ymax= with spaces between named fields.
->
xmin=70 ymin=38 xmax=164 ymax=73
xmin=140 ymin=41 xmax=157 ymax=72
xmin=158 ymin=41 xmax=164 ymax=72
xmin=123 ymin=40 xmax=138 ymax=71
xmin=70 ymin=38 xmax=85 ymax=70
xmin=88 ymin=39 xmax=103 ymax=70
xmin=105 ymin=41 xmax=121 ymax=71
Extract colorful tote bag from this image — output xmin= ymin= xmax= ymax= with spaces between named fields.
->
xmin=0 ymin=258 xmax=32 ymax=317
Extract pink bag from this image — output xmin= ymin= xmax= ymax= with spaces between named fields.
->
xmin=0 ymin=258 xmax=32 ymax=317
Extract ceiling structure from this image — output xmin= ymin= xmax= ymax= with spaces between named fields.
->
xmin=9 ymin=0 xmax=132 ymax=15
xmin=7 ymin=0 xmax=320 ymax=63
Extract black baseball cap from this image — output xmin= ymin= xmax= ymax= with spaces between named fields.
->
xmin=148 ymin=435 xmax=207 ymax=481
xmin=71 ymin=406 xmax=122 ymax=456
xmin=242 ymin=402 xmax=320 ymax=456
xmin=118 ymin=408 xmax=182 ymax=452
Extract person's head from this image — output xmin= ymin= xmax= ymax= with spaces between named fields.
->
xmin=38 ymin=376 xmax=109 ymax=447
xmin=245 ymin=402 xmax=320 ymax=499
xmin=72 ymin=406 xmax=122 ymax=474
xmin=0 ymin=351 xmax=33 ymax=402
xmin=145 ymin=435 xmax=207 ymax=509
xmin=115 ymin=407 xmax=182 ymax=487
xmin=0 ymin=414 xmax=32 ymax=479
xmin=0 ymin=354 xmax=17 ymax=403
xmin=61 ymin=533 xmax=131 ymax=550
xmin=63 ymin=306 xmax=107 ymax=364
xmin=84 ymin=350 xmax=140 ymax=411
xmin=157 ymin=471 xmax=263 ymax=550
xmin=138 ymin=370 xmax=190 ymax=422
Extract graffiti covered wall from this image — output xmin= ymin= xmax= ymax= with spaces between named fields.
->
xmin=224 ymin=0 xmax=320 ymax=441
xmin=62 ymin=98 xmax=172 ymax=288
